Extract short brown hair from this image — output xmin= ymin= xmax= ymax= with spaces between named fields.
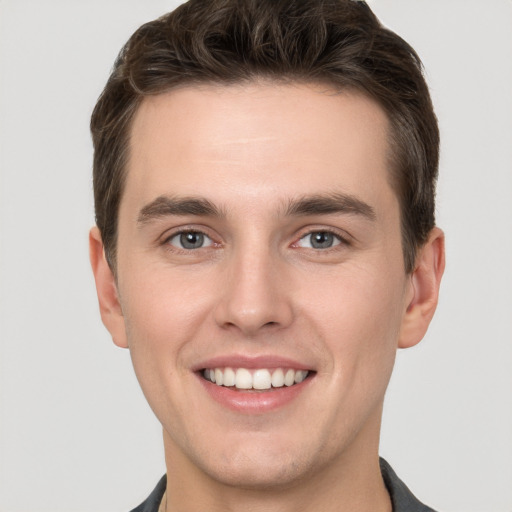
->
xmin=91 ymin=0 xmax=439 ymax=273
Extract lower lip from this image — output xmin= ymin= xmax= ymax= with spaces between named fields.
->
xmin=197 ymin=374 xmax=313 ymax=414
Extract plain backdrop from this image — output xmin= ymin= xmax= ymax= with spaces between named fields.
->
xmin=0 ymin=1 xmax=511 ymax=511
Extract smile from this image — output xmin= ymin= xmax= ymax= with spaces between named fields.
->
xmin=202 ymin=367 xmax=310 ymax=390
xmin=195 ymin=356 xmax=315 ymax=413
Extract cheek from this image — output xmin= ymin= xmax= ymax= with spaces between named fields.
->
xmin=304 ymin=264 xmax=406 ymax=383
xmin=117 ymin=269 xmax=217 ymax=431
xmin=121 ymin=262 xmax=213 ymax=333
xmin=118 ymin=266 xmax=214 ymax=380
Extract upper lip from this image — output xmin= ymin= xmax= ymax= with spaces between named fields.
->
xmin=192 ymin=354 xmax=314 ymax=372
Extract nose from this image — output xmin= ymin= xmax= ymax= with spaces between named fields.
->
xmin=213 ymin=246 xmax=294 ymax=337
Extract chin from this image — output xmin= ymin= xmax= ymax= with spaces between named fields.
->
xmin=206 ymin=457 xmax=310 ymax=491
xmin=188 ymin=434 xmax=325 ymax=491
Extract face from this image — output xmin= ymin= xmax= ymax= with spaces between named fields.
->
xmin=91 ymin=82 xmax=438 ymax=489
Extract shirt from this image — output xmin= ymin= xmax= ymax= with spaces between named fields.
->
xmin=130 ymin=458 xmax=437 ymax=512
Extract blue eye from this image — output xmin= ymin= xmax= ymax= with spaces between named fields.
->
xmin=298 ymin=231 xmax=342 ymax=249
xmin=168 ymin=231 xmax=213 ymax=250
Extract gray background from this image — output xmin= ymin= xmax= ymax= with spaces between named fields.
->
xmin=0 ymin=1 xmax=511 ymax=511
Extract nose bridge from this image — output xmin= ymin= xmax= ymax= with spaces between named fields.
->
xmin=214 ymin=236 xmax=293 ymax=335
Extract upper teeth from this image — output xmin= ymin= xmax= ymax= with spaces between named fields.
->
xmin=203 ymin=367 xmax=309 ymax=390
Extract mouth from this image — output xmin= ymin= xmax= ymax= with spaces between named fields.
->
xmin=194 ymin=355 xmax=316 ymax=413
xmin=201 ymin=367 xmax=311 ymax=391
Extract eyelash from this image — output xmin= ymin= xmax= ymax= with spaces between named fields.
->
xmin=160 ymin=227 xmax=352 ymax=253
xmin=162 ymin=228 xmax=217 ymax=252
xmin=293 ymin=228 xmax=351 ymax=251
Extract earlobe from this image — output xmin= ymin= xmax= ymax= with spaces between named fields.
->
xmin=89 ymin=227 xmax=128 ymax=348
xmin=398 ymin=227 xmax=445 ymax=349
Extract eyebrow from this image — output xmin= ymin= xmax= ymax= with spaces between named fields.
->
xmin=284 ymin=193 xmax=376 ymax=220
xmin=137 ymin=195 xmax=223 ymax=225
xmin=137 ymin=191 xmax=376 ymax=225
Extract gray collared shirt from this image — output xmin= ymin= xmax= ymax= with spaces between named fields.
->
xmin=380 ymin=458 xmax=437 ymax=512
xmin=130 ymin=458 xmax=437 ymax=512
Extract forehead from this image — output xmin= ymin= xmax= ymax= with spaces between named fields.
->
xmin=125 ymin=82 xmax=394 ymax=213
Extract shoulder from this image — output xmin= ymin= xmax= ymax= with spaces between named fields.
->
xmin=129 ymin=475 xmax=167 ymax=512
xmin=380 ymin=458 xmax=437 ymax=512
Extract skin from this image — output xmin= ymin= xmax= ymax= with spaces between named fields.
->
xmin=90 ymin=82 xmax=445 ymax=512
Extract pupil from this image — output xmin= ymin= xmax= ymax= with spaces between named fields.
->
xmin=311 ymin=232 xmax=333 ymax=249
xmin=180 ymin=232 xmax=204 ymax=249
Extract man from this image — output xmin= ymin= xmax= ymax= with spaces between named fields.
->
xmin=89 ymin=1 xmax=444 ymax=511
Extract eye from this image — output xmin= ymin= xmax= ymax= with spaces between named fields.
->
xmin=167 ymin=231 xmax=213 ymax=250
xmin=297 ymin=231 xmax=342 ymax=249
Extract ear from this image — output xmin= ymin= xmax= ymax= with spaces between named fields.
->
xmin=89 ymin=227 xmax=128 ymax=348
xmin=398 ymin=227 xmax=445 ymax=349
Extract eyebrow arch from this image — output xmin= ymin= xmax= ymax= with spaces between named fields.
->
xmin=137 ymin=192 xmax=376 ymax=226
xmin=285 ymin=193 xmax=376 ymax=220
xmin=137 ymin=195 xmax=223 ymax=225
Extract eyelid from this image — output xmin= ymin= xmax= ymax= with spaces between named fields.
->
xmin=168 ymin=231 xmax=213 ymax=249
xmin=160 ymin=225 xmax=220 ymax=248
xmin=157 ymin=224 xmax=353 ymax=252
xmin=292 ymin=226 xmax=353 ymax=248
xmin=297 ymin=232 xmax=341 ymax=249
